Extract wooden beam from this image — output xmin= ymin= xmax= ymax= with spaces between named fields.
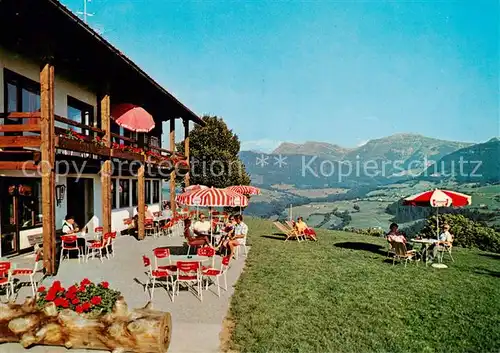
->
xmin=0 ymin=112 xmax=41 ymax=119
xmin=0 ymin=161 xmax=38 ymax=170
xmin=0 ymin=124 xmax=41 ymax=132
xmin=0 ymin=136 xmax=41 ymax=147
xmin=169 ymin=119 xmax=176 ymax=213
xmin=138 ymin=164 xmax=145 ymax=240
xmin=100 ymin=93 xmax=112 ymax=235
xmin=183 ymin=118 xmax=190 ymax=187
xmin=40 ymin=63 xmax=56 ymax=275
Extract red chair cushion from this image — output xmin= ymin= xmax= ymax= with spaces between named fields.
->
xmin=157 ymin=265 xmax=177 ymax=272
xmin=202 ymin=269 xmax=221 ymax=276
xmin=178 ymin=275 xmax=198 ymax=281
xmin=152 ymin=270 xmax=171 ymax=277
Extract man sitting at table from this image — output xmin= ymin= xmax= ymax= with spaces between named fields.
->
xmin=62 ymin=215 xmax=79 ymax=234
xmin=426 ymin=224 xmax=453 ymax=263
xmin=193 ymin=214 xmax=211 ymax=236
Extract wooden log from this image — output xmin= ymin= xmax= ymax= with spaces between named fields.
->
xmin=0 ymin=298 xmax=171 ymax=353
xmin=138 ymin=164 xmax=145 ymax=240
xmin=101 ymin=93 xmax=112 ymax=235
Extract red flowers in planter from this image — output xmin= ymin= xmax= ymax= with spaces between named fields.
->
xmin=36 ymin=279 xmax=121 ymax=316
xmin=66 ymin=129 xmax=86 ymax=142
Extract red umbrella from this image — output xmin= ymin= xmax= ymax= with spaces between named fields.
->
xmin=226 ymin=185 xmax=261 ymax=195
xmin=403 ymin=189 xmax=472 ymax=237
xmin=111 ymin=104 xmax=155 ymax=133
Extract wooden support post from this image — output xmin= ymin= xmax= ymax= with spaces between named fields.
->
xmin=100 ymin=94 xmax=112 ymax=235
xmin=40 ymin=63 xmax=55 ymax=275
xmin=138 ymin=164 xmax=145 ymax=240
xmin=183 ymin=118 xmax=190 ymax=187
xmin=169 ymin=118 xmax=176 ymax=213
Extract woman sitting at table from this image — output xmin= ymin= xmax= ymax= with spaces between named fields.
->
xmin=184 ymin=219 xmax=213 ymax=248
xmin=216 ymin=216 xmax=236 ymax=251
xmin=386 ymin=223 xmax=412 ymax=250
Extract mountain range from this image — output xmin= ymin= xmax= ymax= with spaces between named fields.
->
xmin=240 ymin=134 xmax=498 ymax=188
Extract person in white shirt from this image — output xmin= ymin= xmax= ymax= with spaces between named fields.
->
xmin=162 ymin=204 xmax=173 ymax=220
xmin=193 ymin=214 xmax=211 ymax=236
xmin=62 ymin=215 xmax=79 ymax=234
xmin=228 ymin=215 xmax=248 ymax=259
xmin=427 ymin=224 xmax=454 ymax=263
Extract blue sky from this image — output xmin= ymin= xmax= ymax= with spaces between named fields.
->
xmin=63 ymin=0 xmax=499 ymax=152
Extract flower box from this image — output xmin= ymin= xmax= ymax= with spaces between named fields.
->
xmin=111 ymin=148 xmax=144 ymax=161
xmin=0 ymin=279 xmax=172 ymax=352
xmin=57 ymin=136 xmax=110 ymax=156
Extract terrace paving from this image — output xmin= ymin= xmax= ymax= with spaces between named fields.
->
xmin=2 ymin=234 xmax=246 ymax=353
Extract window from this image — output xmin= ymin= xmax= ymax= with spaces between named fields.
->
xmin=145 ymin=180 xmax=151 ymax=204
xmin=119 ymin=179 xmax=130 ymax=208
xmin=67 ymin=97 xmax=94 ymax=134
xmin=111 ymin=179 xmax=117 ymax=209
xmin=19 ymin=180 xmax=42 ymax=229
xmin=152 ymin=180 xmax=160 ymax=203
xmin=4 ymin=69 xmax=40 ymax=124
xmin=132 ymin=180 xmax=138 ymax=206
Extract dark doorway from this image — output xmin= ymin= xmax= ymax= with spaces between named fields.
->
xmin=66 ymin=178 xmax=94 ymax=229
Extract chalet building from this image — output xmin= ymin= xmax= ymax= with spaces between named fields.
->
xmin=0 ymin=0 xmax=202 ymax=273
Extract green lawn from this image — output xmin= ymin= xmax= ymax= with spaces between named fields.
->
xmin=228 ymin=217 xmax=500 ymax=353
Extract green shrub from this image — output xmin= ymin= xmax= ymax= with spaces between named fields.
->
xmin=420 ymin=214 xmax=500 ymax=253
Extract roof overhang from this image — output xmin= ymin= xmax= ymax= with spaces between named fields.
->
xmin=0 ymin=0 xmax=205 ymax=127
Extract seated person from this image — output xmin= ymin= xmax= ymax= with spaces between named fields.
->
xmin=193 ymin=214 xmax=211 ymax=236
xmin=426 ymin=224 xmax=453 ymax=263
xmin=184 ymin=219 xmax=212 ymax=248
xmin=144 ymin=205 xmax=154 ymax=220
xmin=386 ymin=223 xmax=412 ymax=249
xmin=162 ymin=203 xmax=173 ymax=220
xmin=62 ymin=215 xmax=86 ymax=253
xmin=62 ymin=215 xmax=79 ymax=234
xmin=216 ymin=216 xmax=236 ymax=250
xmin=294 ymin=217 xmax=308 ymax=234
xmin=227 ymin=215 xmax=248 ymax=259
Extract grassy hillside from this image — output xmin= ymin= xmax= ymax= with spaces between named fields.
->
xmin=227 ymin=217 xmax=500 ymax=353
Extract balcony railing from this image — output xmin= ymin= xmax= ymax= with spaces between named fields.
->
xmin=0 ymin=112 xmax=185 ymax=167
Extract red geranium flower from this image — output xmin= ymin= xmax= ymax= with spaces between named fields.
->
xmin=78 ymin=285 xmax=86 ymax=293
xmin=80 ymin=278 xmax=92 ymax=287
xmin=67 ymin=285 xmax=78 ymax=293
xmin=51 ymin=281 xmax=62 ymax=290
xmin=75 ymin=305 xmax=84 ymax=314
xmin=54 ymin=297 xmax=65 ymax=307
xmin=65 ymin=291 xmax=75 ymax=300
xmin=82 ymin=302 xmax=91 ymax=312
xmin=90 ymin=296 xmax=102 ymax=306
xmin=100 ymin=281 xmax=109 ymax=289
xmin=37 ymin=286 xmax=46 ymax=293
xmin=45 ymin=287 xmax=58 ymax=301
xmin=71 ymin=297 xmax=80 ymax=305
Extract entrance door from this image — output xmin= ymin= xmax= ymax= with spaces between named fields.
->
xmin=67 ymin=178 xmax=94 ymax=230
xmin=0 ymin=178 xmax=42 ymax=257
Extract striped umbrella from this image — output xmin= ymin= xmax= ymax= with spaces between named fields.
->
xmin=176 ymin=187 xmax=248 ymax=207
xmin=226 ymin=185 xmax=261 ymax=195
xmin=403 ymin=189 xmax=472 ymax=237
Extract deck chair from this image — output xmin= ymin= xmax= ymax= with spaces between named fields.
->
xmin=392 ymin=242 xmax=419 ymax=267
xmin=273 ymin=222 xmax=303 ymax=242
xmin=387 ymin=239 xmax=396 ymax=258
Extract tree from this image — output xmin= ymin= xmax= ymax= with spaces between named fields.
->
xmin=177 ymin=115 xmax=251 ymax=188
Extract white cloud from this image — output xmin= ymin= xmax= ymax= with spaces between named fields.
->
xmin=356 ymin=139 xmax=369 ymax=147
xmin=241 ymin=139 xmax=282 ymax=153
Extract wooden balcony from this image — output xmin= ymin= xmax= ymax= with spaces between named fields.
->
xmin=0 ymin=112 xmax=185 ymax=168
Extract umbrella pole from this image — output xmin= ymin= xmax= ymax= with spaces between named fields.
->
xmin=436 ymin=208 xmax=439 ymax=239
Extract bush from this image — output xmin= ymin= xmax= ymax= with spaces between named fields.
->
xmin=420 ymin=214 xmax=500 ymax=253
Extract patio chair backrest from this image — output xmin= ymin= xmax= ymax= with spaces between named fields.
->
xmin=153 ymin=248 xmax=171 ymax=259
xmin=61 ymin=235 xmax=78 ymax=245
xmin=393 ymin=242 xmax=408 ymax=256
xmin=142 ymin=255 xmax=151 ymax=268
xmin=95 ymin=227 xmax=103 ymax=233
xmin=176 ymin=261 xmax=200 ymax=273
xmin=222 ymin=256 xmax=231 ymax=266
xmin=0 ymin=261 xmax=11 ymax=275
xmin=197 ymin=247 xmax=215 ymax=257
